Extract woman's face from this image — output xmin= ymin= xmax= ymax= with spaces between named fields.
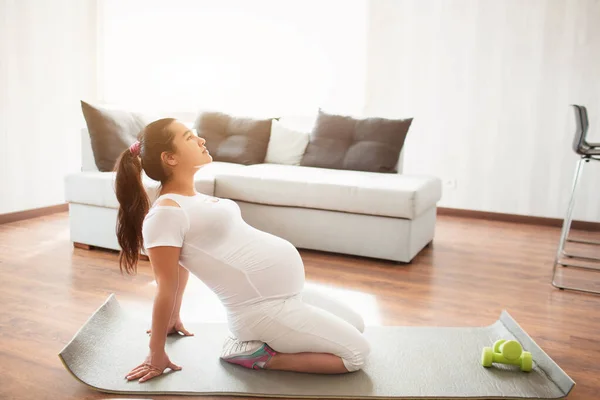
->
xmin=166 ymin=121 xmax=212 ymax=170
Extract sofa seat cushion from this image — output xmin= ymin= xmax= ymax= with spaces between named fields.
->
xmin=65 ymin=162 xmax=244 ymax=209
xmin=214 ymin=164 xmax=442 ymax=219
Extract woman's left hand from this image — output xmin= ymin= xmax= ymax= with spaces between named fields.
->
xmin=147 ymin=316 xmax=194 ymax=337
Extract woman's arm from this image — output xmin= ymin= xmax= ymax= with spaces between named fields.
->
xmin=147 ymin=246 xmax=182 ymax=353
xmin=171 ymin=265 xmax=189 ymax=320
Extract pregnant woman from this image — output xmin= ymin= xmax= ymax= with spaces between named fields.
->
xmin=114 ymin=118 xmax=370 ymax=383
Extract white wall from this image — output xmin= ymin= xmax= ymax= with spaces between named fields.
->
xmin=366 ymin=0 xmax=600 ymax=222
xmin=0 ymin=0 xmax=97 ymax=214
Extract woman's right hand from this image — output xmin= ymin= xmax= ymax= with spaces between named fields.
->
xmin=125 ymin=350 xmax=182 ymax=383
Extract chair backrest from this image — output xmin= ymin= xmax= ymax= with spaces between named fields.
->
xmin=571 ymin=104 xmax=589 ymax=155
xmin=580 ymin=105 xmax=589 ymax=134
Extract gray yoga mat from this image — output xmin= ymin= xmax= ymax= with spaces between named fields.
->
xmin=59 ymin=294 xmax=575 ymax=399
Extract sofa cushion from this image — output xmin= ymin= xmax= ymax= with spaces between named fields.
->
xmin=65 ymin=162 xmax=244 ymax=209
xmin=80 ymin=101 xmax=149 ymax=172
xmin=214 ymin=164 xmax=442 ymax=219
xmin=194 ymin=111 xmax=273 ymax=165
xmin=264 ymin=119 xmax=310 ymax=165
xmin=300 ymin=109 xmax=412 ymax=173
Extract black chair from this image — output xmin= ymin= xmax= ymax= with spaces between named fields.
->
xmin=551 ymin=105 xmax=600 ymax=294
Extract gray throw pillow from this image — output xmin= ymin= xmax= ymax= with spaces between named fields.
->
xmin=300 ymin=109 xmax=413 ymax=173
xmin=80 ymin=101 xmax=148 ymax=172
xmin=194 ymin=111 xmax=273 ymax=165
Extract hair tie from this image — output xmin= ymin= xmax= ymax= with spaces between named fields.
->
xmin=129 ymin=141 xmax=141 ymax=156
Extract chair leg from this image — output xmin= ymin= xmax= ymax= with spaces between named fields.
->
xmin=564 ymin=236 xmax=600 ymax=262
xmin=555 ymin=158 xmax=585 ymax=259
xmin=552 ymin=158 xmax=584 ymax=287
xmin=551 ymin=158 xmax=600 ymax=294
xmin=562 ymin=252 xmax=600 ymax=262
xmin=567 ymin=238 xmax=600 ymax=246
xmin=551 ymin=281 xmax=600 ymax=294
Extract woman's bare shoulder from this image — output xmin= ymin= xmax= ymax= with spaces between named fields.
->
xmin=156 ymin=198 xmax=181 ymax=207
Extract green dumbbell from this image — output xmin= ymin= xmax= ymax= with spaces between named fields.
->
xmin=481 ymin=339 xmax=533 ymax=372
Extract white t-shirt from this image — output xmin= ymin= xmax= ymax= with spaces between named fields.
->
xmin=141 ymin=193 xmax=306 ymax=310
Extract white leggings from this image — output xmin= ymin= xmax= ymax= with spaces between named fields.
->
xmin=227 ymin=287 xmax=371 ymax=372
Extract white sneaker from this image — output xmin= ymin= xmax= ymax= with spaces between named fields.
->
xmin=220 ymin=335 xmax=277 ymax=369
xmin=220 ymin=335 xmax=265 ymax=359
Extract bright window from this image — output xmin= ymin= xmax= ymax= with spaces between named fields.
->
xmin=99 ymin=0 xmax=367 ymax=117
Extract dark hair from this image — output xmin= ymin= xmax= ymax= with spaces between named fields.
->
xmin=114 ymin=118 xmax=177 ymax=275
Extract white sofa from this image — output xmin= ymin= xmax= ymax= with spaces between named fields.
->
xmin=65 ymin=126 xmax=442 ymax=263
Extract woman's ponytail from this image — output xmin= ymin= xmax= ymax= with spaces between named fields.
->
xmin=115 ymin=146 xmax=149 ymax=275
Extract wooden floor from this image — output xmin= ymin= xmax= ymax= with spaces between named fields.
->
xmin=1 ymin=211 xmax=599 ymax=400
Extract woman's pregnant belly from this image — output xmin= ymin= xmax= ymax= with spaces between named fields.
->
xmin=180 ymin=198 xmax=305 ymax=311
xmin=228 ymin=225 xmax=306 ymax=298
xmin=222 ymin=227 xmax=306 ymax=338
